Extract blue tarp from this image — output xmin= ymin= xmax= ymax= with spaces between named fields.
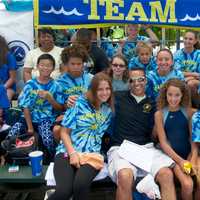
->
xmin=35 ymin=0 xmax=200 ymax=29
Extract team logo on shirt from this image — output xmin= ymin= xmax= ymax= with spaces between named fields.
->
xmin=143 ymin=103 xmax=152 ymax=113
xmin=8 ymin=40 xmax=30 ymax=68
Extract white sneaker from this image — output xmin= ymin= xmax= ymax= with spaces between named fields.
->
xmin=0 ymin=124 xmax=10 ymax=132
xmin=136 ymin=174 xmax=161 ymax=199
xmin=44 ymin=189 xmax=55 ymax=200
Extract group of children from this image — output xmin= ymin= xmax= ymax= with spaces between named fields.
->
xmin=0 ymin=26 xmax=200 ymax=199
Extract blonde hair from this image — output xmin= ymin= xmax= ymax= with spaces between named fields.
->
xmin=136 ymin=41 xmax=153 ymax=55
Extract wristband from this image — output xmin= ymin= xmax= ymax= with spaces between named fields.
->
xmin=69 ymin=151 xmax=77 ymax=157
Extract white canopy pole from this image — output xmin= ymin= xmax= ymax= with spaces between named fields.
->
xmin=161 ymin=27 xmax=166 ymax=48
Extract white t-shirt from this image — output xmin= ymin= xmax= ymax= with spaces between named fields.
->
xmin=23 ymin=46 xmax=63 ymax=79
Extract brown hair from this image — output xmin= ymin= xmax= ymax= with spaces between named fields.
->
xmin=0 ymin=35 xmax=8 ymax=66
xmin=184 ymin=30 xmax=200 ymax=49
xmin=157 ymin=78 xmax=191 ymax=110
xmin=38 ymin=27 xmax=55 ymax=41
xmin=61 ymin=44 xmax=88 ymax=64
xmin=136 ymin=41 xmax=153 ymax=55
xmin=156 ymin=48 xmax=174 ymax=61
xmin=86 ymin=72 xmax=114 ymax=111
xmin=106 ymin=54 xmax=128 ymax=82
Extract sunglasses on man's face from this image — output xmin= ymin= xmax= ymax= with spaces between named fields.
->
xmin=129 ymin=76 xmax=146 ymax=83
xmin=112 ymin=63 xmax=126 ymax=68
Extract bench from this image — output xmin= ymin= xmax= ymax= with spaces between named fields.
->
xmin=0 ymin=165 xmax=49 ymax=200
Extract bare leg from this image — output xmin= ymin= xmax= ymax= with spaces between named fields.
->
xmin=155 ymin=167 xmax=176 ymax=200
xmin=116 ymin=168 xmax=134 ymax=200
xmin=52 ymin=125 xmax=61 ymax=141
xmin=173 ymin=165 xmax=193 ymax=200
xmin=194 ymin=158 xmax=200 ymax=200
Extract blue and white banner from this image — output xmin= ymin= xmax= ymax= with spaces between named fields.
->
xmin=35 ymin=0 xmax=200 ymax=29
xmin=0 ymin=10 xmax=34 ymax=90
xmin=0 ymin=11 xmax=34 ymax=68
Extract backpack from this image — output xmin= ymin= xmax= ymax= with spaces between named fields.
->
xmin=1 ymin=133 xmax=38 ymax=165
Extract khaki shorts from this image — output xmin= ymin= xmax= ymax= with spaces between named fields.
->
xmin=107 ymin=144 xmax=175 ymax=184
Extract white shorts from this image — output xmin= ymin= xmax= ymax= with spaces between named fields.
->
xmin=107 ymin=144 xmax=175 ymax=184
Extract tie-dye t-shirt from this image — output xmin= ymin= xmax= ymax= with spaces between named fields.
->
xmin=57 ymin=72 xmax=93 ymax=103
xmin=192 ymin=111 xmax=200 ymax=142
xmin=146 ymin=69 xmax=184 ymax=99
xmin=114 ymin=35 xmax=149 ymax=62
xmin=18 ymin=78 xmax=64 ymax=123
xmin=174 ymin=49 xmax=200 ymax=72
xmin=128 ymin=56 xmax=157 ymax=72
xmin=100 ymin=38 xmax=115 ymax=60
xmin=56 ymin=95 xmax=112 ymax=154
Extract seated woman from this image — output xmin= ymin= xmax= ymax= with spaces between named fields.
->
xmin=174 ymin=30 xmax=200 ymax=108
xmin=0 ymin=35 xmax=17 ymax=101
xmin=48 ymin=72 xmax=113 ymax=200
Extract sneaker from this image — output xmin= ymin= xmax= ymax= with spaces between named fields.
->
xmin=44 ymin=189 xmax=55 ymax=200
xmin=136 ymin=174 xmax=161 ymax=199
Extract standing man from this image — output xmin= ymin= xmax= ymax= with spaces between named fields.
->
xmin=107 ymin=68 xmax=176 ymax=200
xmin=23 ymin=28 xmax=62 ymax=82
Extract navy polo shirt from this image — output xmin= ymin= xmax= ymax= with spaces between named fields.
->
xmin=111 ymin=91 xmax=156 ymax=146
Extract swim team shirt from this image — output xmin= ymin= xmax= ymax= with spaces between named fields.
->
xmin=192 ymin=111 xmax=200 ymax=142
xmin=128 ymin=56 xmax=157 ymax=72
xmin=174 ymin=49 xmax=200 ymax=73
xmin=56 ymin=95 xmax=112 ymax=154
xmin=57 ymin=71 xmax=93 ymax=102
xmin=146 ymin=69 xmax=184 ymax=99
xmin=18 ymin=78 xmax=63 ymax=123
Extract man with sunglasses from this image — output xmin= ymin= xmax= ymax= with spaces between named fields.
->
xmin=107 ymin=68 xmax=176 ymax=200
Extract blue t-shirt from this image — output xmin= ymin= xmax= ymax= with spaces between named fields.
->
xmin=0 ymin=84 xmax=9 ymax=109
xmin=56 ymin=95 xmax=112 ymax=154
xmin=128 ymin=56 xmax=157 ymax=72
xmin=174 ymin=49 xmax=200 ymax=72
xmin=114 ymin=35 xmax=149 ymax=62
xmin=146 ymin=69 xmax=184 ymax=100
xmin=112 ymin=79 xmax=129 ymax=92
xmin=18 ymin=78 xmax=63 ymax=123
xmin=192 ymin=111 xmax=200 ymax=142
xmin=57 ymin=72 xmax=93 ymax=103
xmin=0 ymin=52 xmax=17 ymax=90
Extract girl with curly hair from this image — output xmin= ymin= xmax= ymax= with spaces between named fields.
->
xmin=155 ymin=78 xmax=200 ymax=200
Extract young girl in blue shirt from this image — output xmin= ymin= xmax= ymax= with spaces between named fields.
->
xmin=174 ymin=31 xmax=200 ymax=93
xmin=49 ymin=72 xmax=113 ymax=200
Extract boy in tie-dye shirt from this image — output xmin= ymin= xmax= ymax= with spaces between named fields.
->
xmin=129 ymin=41 xmax=157 ymax=72
xmin=54 ymin=44 xmax=93 ymax=140
xmin=9 ymin=54 xmax=64 ymax=158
